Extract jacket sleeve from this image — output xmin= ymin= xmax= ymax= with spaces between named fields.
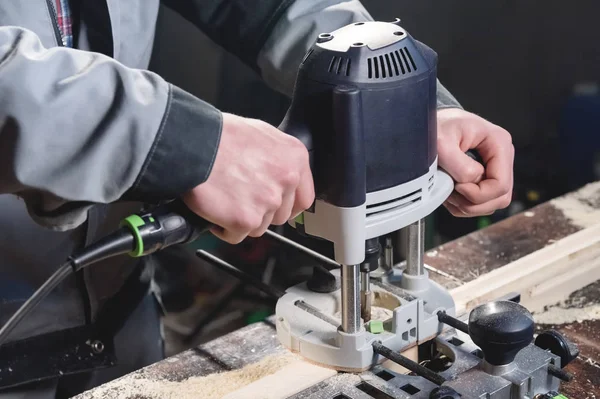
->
xmin=255 ymin=0 xmax=463 ymax=109
xmin=0 ymin=26 xmax=222 ymax=231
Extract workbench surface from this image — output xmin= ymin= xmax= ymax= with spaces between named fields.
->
xmin=75 ymin=181 xmax=600 ymax=399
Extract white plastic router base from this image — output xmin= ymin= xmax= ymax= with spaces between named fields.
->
xmin=275 ymin=268 xmax=456 ymax=372
xmin=289 ymin=160 xmax=455 ymax=265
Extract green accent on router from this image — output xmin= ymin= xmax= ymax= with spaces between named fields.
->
xmin=247 ymin=310 xmax=271 ymax=324
xmin=294 ymin=213 xmax=304 ymax=225
xmin=368 ymin=320 xmax=384 ymax=334
xmin=120 ymin=214 xmax=145 ymax=257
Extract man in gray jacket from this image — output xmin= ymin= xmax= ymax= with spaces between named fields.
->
xmin=0 ymin=0 xmax=514 ymax=397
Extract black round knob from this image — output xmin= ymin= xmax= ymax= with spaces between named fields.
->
xmin=468 ymin=300 xmax=534 ymax=366
xmin=360 ymin=238 xmax=381 ymax=273
xmin=429 ymin=386 xmax=461 ymax=399
xmin=535 ymin=329 xmax=579 ymax=368
xmin=306 ymin=266 xmax=339 ymax=293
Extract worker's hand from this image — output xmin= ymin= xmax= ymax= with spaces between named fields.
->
xmin=182 ymin=113 xmax=315 ymax=244
xmin=437 ymin=108 xmax=514 ymax=217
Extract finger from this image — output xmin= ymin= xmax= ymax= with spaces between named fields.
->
xmin=186 ymin=192 xmax=257 ymax=244
xmin=456 ymin=135 xmax=514 ymax=204
xmin=210 ymin=227 xmax=248 ymax=244
xmin=438 ymin=135 xmax=485 ymax=184
xmin=291 ymin=167 xmax=315 ymax=218
xmin=447 ymin=192 xmax=511 ymax=217
xmin=272 ymin=192 xmax=295 ymax=225
xmin=248 ymin=211 xmax=275 ymax=238
xmin=443 ymin=201 xmax=469 ymax=218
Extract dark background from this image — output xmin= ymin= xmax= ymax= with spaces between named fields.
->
xmin=149 ymin=0 xmax=600 ymax=241
xmin=146 ymin=1 xmax=600 ymax=352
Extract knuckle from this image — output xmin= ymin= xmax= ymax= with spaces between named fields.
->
xmin=233 ymin=210 xmax=261 ymax=231
xmin=457 ymin=166 xmax=480 ymax=183
xmin=280 ymin=168 xmax=301 ymax=188
xmin=291 ymin=140 xmax=310 ymax=161
xmin=499 ymin=181 xmax=512 ymax=195
xmin=299 ymin=195 xmax=314 ymax=210
xmin=264 ymin=188 xmax=283 ymax=209
xmin=500 ymin=195 xmax=512 ymax=209
xmin=498 ymin=128 xmax=513 ymax=145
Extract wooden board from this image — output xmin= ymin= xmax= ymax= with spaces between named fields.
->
xmin=75 ymin=181 xmax=600 ymax=399
xmin=450 ymin=222 xmax=600 ymax=315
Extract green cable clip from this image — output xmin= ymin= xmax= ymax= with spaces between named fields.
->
xmin=120 ymin=214 xmax=146 ymax=257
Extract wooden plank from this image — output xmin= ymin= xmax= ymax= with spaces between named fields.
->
xmin=222 ymin=359 xmax=336 ymax=399
xmin=426 ymin=181 xmax=600 ymax=285
xmin=450 ymin=223 xmax=600 ymax=315
xmin=76 ymin=181 xmax=600 ymax=398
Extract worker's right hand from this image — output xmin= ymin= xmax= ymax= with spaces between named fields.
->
xmin=182 ymin=113 xmax=315 ymax=244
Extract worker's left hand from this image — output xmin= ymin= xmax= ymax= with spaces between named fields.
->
xmin=437 ymin=108 xmax=515 ymax=217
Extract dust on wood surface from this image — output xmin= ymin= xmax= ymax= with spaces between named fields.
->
xmin=535 ymin=280 xmax=600 ymax=398
xmin=76 ymin=352 xmax=302 ymax=399
xmin=551 ymin=180 xmax=600 ymax=228
xmin=424 ymin=181 xmax=600 ymax=285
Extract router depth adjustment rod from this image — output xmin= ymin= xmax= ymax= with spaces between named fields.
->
xmin=406 ymin=219 xmax=425 ymax=276
xmin=341 ymin=264 xmax=361 ymax=333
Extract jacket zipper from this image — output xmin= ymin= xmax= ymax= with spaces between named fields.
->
xmin=45 ymin=0 xmax=64 ymax=46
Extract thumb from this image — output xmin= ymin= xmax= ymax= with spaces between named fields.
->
xmin=438 ymin=137 xmax=485 ymax=184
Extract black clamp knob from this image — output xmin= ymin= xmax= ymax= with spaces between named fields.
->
xmin=306 ymin=266 xmax=340 ymax=293
xmin=429 ymin=386 xmax=461 ymax=399
xmin=468 ymin=300 xmax=534 ymax=366
xmin=535 ymin=329 xmax=579 ymax=368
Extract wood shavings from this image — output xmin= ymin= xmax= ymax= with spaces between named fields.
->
xmin=534 ymin=303 xmax=600 ymax=325
xmin=370 ymin=306 xmax=394 ymax=321
xmin=75 ymin=352 xmax=302 ymax=399
xmin=551 ymin=181 xmax=600 ymax=228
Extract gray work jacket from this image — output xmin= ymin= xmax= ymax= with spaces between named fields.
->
xmin=0 ymin=0 xmax=462 ymax=344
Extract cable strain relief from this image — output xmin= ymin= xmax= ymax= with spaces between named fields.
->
xmin=66 ymin=256 xmax=79 ymax=272
xmin=119 ymin=214 xmax=148 ymax=257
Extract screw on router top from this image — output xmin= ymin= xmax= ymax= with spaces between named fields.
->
xmin=90 ymin=340 xmax=104 ymax=354
xmin=394 ymin=31 xmax=404 ymax=36
xmin=317 ymin=33 xmax=333 ymax=43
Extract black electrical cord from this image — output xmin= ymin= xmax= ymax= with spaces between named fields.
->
xmin=0 ymin=200 xmax=213 ymax=347
xmin=0 ymin=228 xmax=135 ymax=347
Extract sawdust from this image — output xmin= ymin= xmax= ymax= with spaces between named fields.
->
xmin=533 ymin=303 xmax=600 ymax=325
xmin=370 ymin=306 xmax=394 ymax=321
xmin=372 ymin=290 xmax=401 ymax=309
xmin=75 ymin=352 xmax=302 ymax=399
xmin=550 ymin=181 xmax=600 ymax=228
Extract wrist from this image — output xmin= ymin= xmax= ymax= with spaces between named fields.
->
xmin=122 ymin=85 xmax=223 ymax=203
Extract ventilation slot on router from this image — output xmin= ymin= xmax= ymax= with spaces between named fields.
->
xmin=366 ymin=189 xmax=421 ymax=216
xmin=367 ymin=47 xmax=417 ymax=79
xmin=328 ymin=56 xmax=351 ymax=76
